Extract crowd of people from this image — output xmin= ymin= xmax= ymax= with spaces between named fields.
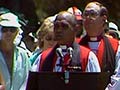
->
xmin=0 ymin=1 xmax=120 ymax=90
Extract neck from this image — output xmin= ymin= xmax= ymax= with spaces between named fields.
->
xmin=59 ymin=45 xmax=67 ymax=49
xmin=88 ymin=36 xmax=102 ymax=42
xmin=87 ymin=34 xmax=103 ymax=42
xmin=58 ymin=41 xmax=73 ymax=47
xmin=89 ymin=37 xmax=98 ymax=41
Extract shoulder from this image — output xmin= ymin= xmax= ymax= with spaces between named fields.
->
xmin=16 ymin=46 xmax=29 ymax=57
xmin=16 ymin=46 xmax=27 ymax=52
xmin=79 ymin=45 xmax=91 ymax=61
xmin=108 ymin=37 xmax=119 ymax=44
xmin=80 ymin=45 xmax=91 ymax=53
xmin=42 ymin=48 xmax=53 ymax=55
xmin=41 ymin=47 xmax=54 ymax=60
xmin=107 ymin=37 xmax=119 ymax=52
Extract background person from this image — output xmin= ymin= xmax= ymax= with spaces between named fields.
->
xmin=106 ymin=22 xmax=120 ymax=40
xmin=30 ymin=15 xmax=57 ymax=71
xmin=79 ymin=1 xmax=120 ymax=90
xmin=0 ymin=12 xmax=31 ymax=90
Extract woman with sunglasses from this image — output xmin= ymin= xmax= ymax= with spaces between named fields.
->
xmin=0 ymin=12 xmax=31 ymax=90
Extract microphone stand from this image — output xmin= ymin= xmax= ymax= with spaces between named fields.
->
xmin=66 ymin=47 xmax=81 ymax=71
xmin=64 ymin=47 xmax=73 ymax=84
xmin=56 ymin=47 xmax=70 ymax=84
xmin=64 ymin=69 xmax=70 ymax=84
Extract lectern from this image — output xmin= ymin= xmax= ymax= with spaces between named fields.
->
xmin=26 ymin=71 xmax=110 ymax=90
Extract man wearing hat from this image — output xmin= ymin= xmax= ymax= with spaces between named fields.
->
xmin=0 ymin=12 xmax=30 ymax=90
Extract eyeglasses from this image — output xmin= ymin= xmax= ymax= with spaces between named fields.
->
xmin=2 ymin=27 xmax=17 ymax=33
xmin=82 ymin=9 xmax=100 ymax=19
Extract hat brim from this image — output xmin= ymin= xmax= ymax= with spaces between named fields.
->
xmin=0 ymin=20 xmax=21 ymax=27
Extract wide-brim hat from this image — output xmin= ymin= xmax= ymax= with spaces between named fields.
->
xmin=109 ymin=22 xmax=118 ymax=31
xmin=0 ymin=12 xmax=21 ymax=28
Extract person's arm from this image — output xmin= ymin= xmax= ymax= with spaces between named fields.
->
xmin=105 ymin=43 xmax=120 ymax=90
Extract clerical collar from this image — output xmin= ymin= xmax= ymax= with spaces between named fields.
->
xmin=88 ymin=36 xmax=102 ymax=42
xmin=59 ymin=45 xmax=67 ymax=50
xmin=90 ymin=37 xmax=98 ymax=41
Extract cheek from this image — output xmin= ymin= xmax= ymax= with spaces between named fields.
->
xmin=94 ymin=18 xmax=104 ymax=25
xmin=1 ymin=34 xmax=5 ymax=40
xmin=2 ymin=33 xmax=9 ymax=38
xmin=83 ymin=21 xmax=90 ymax=30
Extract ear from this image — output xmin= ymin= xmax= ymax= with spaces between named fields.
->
xmin=102 ymin=15 xmax=107 ymax=21
xmin=102 ymin=15 xmax=108 ymax=27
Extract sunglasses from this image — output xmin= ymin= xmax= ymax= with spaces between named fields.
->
xmin=2 ymin=27 xmax=17 ymax=33
xmin=83 ymin=9 xmax=100 ymax=19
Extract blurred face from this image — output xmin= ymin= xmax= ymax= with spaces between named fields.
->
xmin=82 ymin=3 xmax=105 ymax=37
xmin=54 ymin=17 xmax=75 ymax=44
xmin=24 ymin=35 xmax=37 ymax=52
xmin=1 ymin=27 xmax=18 ymax=43
xmin=43 ymin=31 xmax=56 ymax=49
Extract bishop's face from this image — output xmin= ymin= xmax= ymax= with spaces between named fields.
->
xmin=54 ymin=14 xmax=75 ymax=45
xmin=83 ymin=2 xmax=106 ymax=37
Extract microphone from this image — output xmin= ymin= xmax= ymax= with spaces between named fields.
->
xmin=56 ymin=47 xmax=64 ymax=58
xmin=64 ymin=70 xmax=69 ymax=84
xmin=67 ymin=47 xmax=73 ymax=58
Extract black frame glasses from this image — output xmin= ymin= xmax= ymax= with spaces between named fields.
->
xmin=83 ymin=9 xmax=100 ymax=19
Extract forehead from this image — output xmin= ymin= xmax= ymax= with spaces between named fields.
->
xmin=85 ymin=3 xmax=100 ymax=11
xmin=56 ymin=12 xmax=71 ymax=20
xmin=55 ymin=12 xmax=75 ymax=24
